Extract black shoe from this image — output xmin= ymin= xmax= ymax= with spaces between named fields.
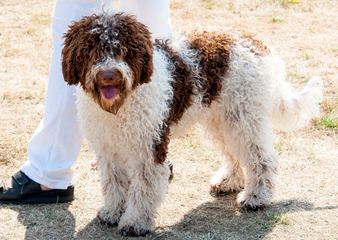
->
xmin=0 ymin=171 xmax=74 ymax=204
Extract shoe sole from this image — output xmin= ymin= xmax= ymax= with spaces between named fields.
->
xmin=0 ymin=187 xmax=74 ymax=204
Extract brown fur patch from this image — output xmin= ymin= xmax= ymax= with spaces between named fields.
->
xmin=188 ymin=31 xmax=234 ymax=105
xmin=152 ymin=32 xmax=235 ymax=163
xmin=153 ymin=125 xmax=170 ymax=165
xmin=152 ymin=40 xmax=195 ymax=163
xmin=242 ymin=33 xmax=270 ymax=56
xmin=110 ymin=14 xmax=154 ymax=87
xmin=62 ymin=14 xmax=101 ymax=87
xmin=154 ymin=40 xmax=195 ymax=124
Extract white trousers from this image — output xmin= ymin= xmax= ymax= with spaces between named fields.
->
xmin=21 ymin=0 xmax=171 ymax=189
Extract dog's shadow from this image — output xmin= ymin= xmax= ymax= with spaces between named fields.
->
xmin=75 ymin=194 xmax=337 ymax=240
xmin=154 ymin=195 xmax=311 ymax=240
xmin=1 ymin=203 xmax=75 ymax=240
xmin=2 ymin=196 xmax=336 ymax=239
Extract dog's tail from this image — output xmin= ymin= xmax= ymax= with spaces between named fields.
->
xmin=270 ymin=58 xmax=323 ymax=132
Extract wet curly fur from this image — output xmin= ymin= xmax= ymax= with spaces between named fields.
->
xmin=62 ymin=13 xmax=322 ymax=237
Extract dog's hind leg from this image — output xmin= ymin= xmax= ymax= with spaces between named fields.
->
xmin=97 ymin=154 xmax=129 ymax=226
xmin=206 ymin=104 xmax=277 ymax=209
xmin=203 ymin=116 xmax=244 ymax=195
xmin=210 ymin=151 xmax=244 ymax=195
xmin=118 ymin=161 xmax=170 ymax=236
xmin=229 ymin=117 xmax=278 ymax=210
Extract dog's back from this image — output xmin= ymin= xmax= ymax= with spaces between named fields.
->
xmin=155 ymin=31 xmax=322 ymax=134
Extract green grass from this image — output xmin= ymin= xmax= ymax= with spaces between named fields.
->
xmin=276 ymin=215 xmax=292 ymax=226
xmin=274 ymin=140 xmax=285 ymax=155
xmin=278 ymin=0 xmax=300 ymax=7
xmin=256 ymin=212 xmax=292 ymax=231
xmin=317 ymin=116 xmax=338 ymax=129
xmin=272 ymin=16 xmax=284 ymax=23
xmin=316 ymin=98 xmax=338 ymax=129
xmin=200 ymin=0 xmax=224 ymax=10
xmin=303 ymin=53 xmax=311 ymax=60
xmin=24 ymin=27 xmax=37 ymax=36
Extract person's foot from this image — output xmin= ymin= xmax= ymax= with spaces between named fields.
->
xmin=0 ymin=171 xmax=74 ymax=204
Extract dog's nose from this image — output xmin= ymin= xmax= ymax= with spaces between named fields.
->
xmin=96 ymin=69 xmax=122 ymax=83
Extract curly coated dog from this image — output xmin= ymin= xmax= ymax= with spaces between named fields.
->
xmin=61 ymin=13 xmax=322 ymax=236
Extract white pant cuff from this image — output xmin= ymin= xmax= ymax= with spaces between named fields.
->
xmin=21 ymin=165 xmax=72 ymax=190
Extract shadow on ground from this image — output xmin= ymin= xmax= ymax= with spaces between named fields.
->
xmin=2 ymin=195 xmax=337 ymax=240
xmin=2 ymin=203 xmax=75 ymax=240
xmin=152 ymin=195 xmax=311 ymax=240
xmin=75 ymin=194 xmax=336 ymax=240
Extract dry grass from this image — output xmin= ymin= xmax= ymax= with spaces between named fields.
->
xmin=0 ymin=0 xmax=337 ymax=239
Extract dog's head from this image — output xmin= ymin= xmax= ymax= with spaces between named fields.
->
xmin=62 ymin=13 xmax=153 ymax=114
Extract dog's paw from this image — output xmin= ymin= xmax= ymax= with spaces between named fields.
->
xmin=236 ymin=190 xmax=271 ymax=211
xmin=118 ymin=212 xmax=154 ymax=237
xmin=210 ymin=182 xmax=236 ymax=196
xmin=119 ymin=225 xmax=150 ymax=237
xmin=209 ymin=179 xmax=242 ymax=196
xmin=97 ymin=208 xmax=121 ymax=227
xmin=209 ymin=173 xmax=243 ymax=196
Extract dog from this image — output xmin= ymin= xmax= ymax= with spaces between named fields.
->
xmin=61 ymin=13 xmax=322 ymax=236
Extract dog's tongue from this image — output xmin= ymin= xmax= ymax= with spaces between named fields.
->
xmin=100 ymin=86 xmax=119 ymax=100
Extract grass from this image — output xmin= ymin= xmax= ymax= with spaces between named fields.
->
xmin=303 ymin=53 xmax=311 ymax=60
xmin=274 ymin=138 xmax=288 ymax=155
xmin=256 ymin=212 xmax=291 ymax=231
xmin=321 ymin=98 xmax=338 ymax=114
xmin=271 ymin=16 xmax=284 ymax=23
xmin=316 ymin=116 xmax=338 ymax=129
xmin=315 ymin=98 xmax=338 ymax=129
xmin=1 ymin=0 xmax=337 ymax=239
xmin=201 ymin=0 xmax=214 ymax=10
xmin=267 ymin=213 xmax=291 ymax=226
xmin=278 ymin=0 xmax=301 ymax=7
xmin=287 ymin=71 xmax=306 ymax=82
xmin=31 ymin=14 xmax=50 ymax=26
xmin=24 ymin=28 xmax=37 ymax=36
xmin=200 ymin=0 xmax=223 ymax=10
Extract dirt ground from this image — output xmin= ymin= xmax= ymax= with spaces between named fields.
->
xmin=0 ymin=0 xmax=337 ymax=239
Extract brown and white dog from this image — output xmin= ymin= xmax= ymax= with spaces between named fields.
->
xmin=62 ymin=13 xmax=322 ymax=236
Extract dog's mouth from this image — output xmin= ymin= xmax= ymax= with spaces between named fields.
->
xmin=99 ymin=85 xmax=119 ymax=101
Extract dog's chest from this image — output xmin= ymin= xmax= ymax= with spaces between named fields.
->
xmin=75 ymin=52 xmax=175 ymax=159
xmin=76 ymin=90 xmax=129 ymax=152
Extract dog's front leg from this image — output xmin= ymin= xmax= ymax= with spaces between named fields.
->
xmin=97 ymin=154 xmax=129 ymax=227
xmin=118 ymin=160 xmax=170 ymax=237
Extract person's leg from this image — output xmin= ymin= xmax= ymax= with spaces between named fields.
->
xmin=120 ymin=0 xmax=171 ymax=39
xmin=20 ymin=0 xmax=113 ymax=190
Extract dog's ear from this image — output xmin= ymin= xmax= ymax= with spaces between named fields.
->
xmin=125 ymin=40 xmax=153 ymax=86
xmin=139 ymin=42 xmax=154 ymax=84
xmin=114 ymin=13 xmax=154 ymax=86
xmin=61 ymin=15 xmax=100 ymax=86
